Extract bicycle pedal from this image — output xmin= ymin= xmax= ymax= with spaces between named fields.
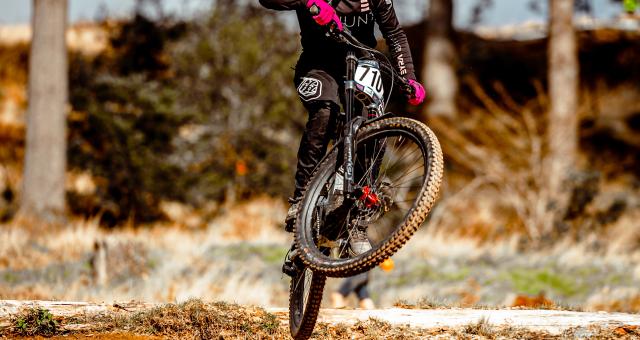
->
xmin=282 ymin=246 xmax=303 ymax=277
xmin=282 ymin=256 xmax=303 ymax=278
xmin=282 ymin=261 xmax=299 ymax=277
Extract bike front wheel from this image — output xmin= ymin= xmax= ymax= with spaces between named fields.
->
xmin=289 ymin=265 xmax=325 ymax=340
xmin=294 ymin=117 xmax=444 ymax=277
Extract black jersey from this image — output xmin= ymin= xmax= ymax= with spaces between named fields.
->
xmin=258 ymin=0 xmax=417 ymax=80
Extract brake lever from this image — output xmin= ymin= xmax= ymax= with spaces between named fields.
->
xmin=400 ymin=78 xmax=416 ymax=97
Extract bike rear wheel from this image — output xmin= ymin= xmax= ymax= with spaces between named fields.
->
xmin=289 ymin=265 xmax=325 ymax=340
xmin=294 ymin=117 xmax=443 ymax=277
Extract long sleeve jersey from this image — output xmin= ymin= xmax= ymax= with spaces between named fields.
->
xmin=259 ymin=0 xmax=417 ymax=80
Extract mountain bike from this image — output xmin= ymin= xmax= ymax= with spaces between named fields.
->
xmin=288 ymin=9 xmax=444 ymax=340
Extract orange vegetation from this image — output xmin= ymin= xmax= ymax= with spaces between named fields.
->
xmin=511 ymin=293 xmax=555 ymax=309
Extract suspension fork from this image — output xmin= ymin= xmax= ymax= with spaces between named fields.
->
xmin=343 ymin=51 xmax=358 ymax=197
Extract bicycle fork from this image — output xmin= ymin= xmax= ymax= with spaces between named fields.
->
xmin=343 ymin=51 xmax=358 ymax=197
xmin=342 ymin=50 xmax=382 ymax=201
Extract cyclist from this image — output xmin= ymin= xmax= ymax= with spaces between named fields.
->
xmin=331 ymin=272 xmax=375 ymax=309
xmin=258 ymin=0 xmax=426 ymax=275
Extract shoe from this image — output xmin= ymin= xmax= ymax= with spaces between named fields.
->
xmin=330 ymin=292 xmax=347 ymax=309
xmin=349 ymin=226 xmax=371 ymax=255
xmin=359 ymin=298 xmax=375 ymax=310
xmin=282 ymin=244 xmax=301 ymax=277
xmin=284 ymin=198 xmax=301 ymax=233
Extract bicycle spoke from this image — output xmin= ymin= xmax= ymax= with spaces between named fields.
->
xmin=376 ymin=136 xmax=407 ymax=182
xmin=392 ymin=166 xmax=424 ymax=188
xmin=356 ymin=137 xmax=388 ymax=187
xmin=303 ymin=269 xmax=312 ymax=308
xmin=388 ymin=164 xmax=424 ymax=186
xmin=378 ymin=138 xmax=419 ymax=173
xmin=295 ymin=120 xmax=441 ymax=279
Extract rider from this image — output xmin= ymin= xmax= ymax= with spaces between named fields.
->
xmin=258 ymin=0 xmax=426 ymax=274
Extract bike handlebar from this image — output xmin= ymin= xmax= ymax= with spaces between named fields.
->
xmin=308 ymin=4 xmax=416 ymax=98
xmin=309 ymin=4 xmax=321 ymax=16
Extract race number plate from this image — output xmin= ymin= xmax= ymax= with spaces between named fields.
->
xmin=354 ymin=60 xmax=384 ymax=103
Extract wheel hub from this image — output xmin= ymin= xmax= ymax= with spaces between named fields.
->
xmin=358 ymin=186 xmax=380 ymax=208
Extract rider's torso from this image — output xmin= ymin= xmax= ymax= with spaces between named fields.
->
xmin=296 ymin=0 xmax=378 ymax=58
xmin=336 ymin=0 xmax=375 ymax=29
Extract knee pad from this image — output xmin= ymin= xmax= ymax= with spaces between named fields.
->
xmin=305 ymin=100 xmax=341 ymax=139
xmin=305 ymin=100 xmax=339 ymax=117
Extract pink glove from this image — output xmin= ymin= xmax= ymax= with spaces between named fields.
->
xmin=407 ymin=79 xmax=426 ymax=106
xmin=307 ymin=0 xmax=343 ymax=31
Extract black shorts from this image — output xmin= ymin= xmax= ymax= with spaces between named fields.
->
xmin=294 ymin=52 xmax=345 ymax=107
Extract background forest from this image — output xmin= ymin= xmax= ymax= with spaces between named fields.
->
xmin=0 ymin=0 xmax=639 ymax=313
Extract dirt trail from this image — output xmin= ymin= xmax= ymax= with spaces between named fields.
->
xmin=2 ymin=300 xmax=640 ymax=338
xmin=270 ymin=307 xmax=640 ymax=335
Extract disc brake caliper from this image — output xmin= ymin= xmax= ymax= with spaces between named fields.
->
xmin=358 ymin=186 xmax=380 ymax=209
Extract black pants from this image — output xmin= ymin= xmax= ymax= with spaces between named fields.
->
xmin=338 ymin=272 xmax=370 ymax=300
xmin=291 ymin=54 xmax=346 ymax=199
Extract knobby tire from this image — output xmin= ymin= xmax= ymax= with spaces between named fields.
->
xmin=294 ymin=117 xmax=444 ymax=277
xmin=289 ymin=266 xmax=326 ymax=340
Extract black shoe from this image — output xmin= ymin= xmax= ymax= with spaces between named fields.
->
xmin=282 ymin=245 xmax=302 ymax=277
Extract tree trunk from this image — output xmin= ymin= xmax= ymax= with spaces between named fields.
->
xmin=547 ymin=0 xmax=578 ymax=202
xmin=423 ymin=0 xmax=458 ymax=119
xmin=20 ymin=0 xmax=68 ymax=222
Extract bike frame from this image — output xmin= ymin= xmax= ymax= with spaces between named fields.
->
xmin=323 ymin=27 xmax=413 ymax=202
xmin=337 ymin=48 xmax=384 ymax=201
xmin=307 ymin=4 xmax=416 ymax=203
xmin=308 ymin=4 xmax=414 ymax=201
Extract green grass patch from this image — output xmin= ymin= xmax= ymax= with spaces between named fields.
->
xmin=2 ymin=272 xmax=17 ymax=284
xmin=506 ymin=268 xmax=585 ymax=297
xmin=210 ymin=244 xmax=287 ymax=264
xmin=12 ymin=308 xmax=59 ymax=337
xmin=387 ymin=263 xmax=471 ymax=287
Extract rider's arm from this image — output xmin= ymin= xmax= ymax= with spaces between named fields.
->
xmin=372 ymin=0 xmax=417 ymax=81
xmin=258 ymin=0 xmax=306 ymax=10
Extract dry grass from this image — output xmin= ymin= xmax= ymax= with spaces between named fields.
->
xmin=3 ymin=300 xmax=288 ymax=339
xmin=10 ymin=307 xmax=59 ymax=337
xmin=586 ymin=287 xmax=640 ymax=313
xmin=0 ymin=197 xmax=291 ymax=306
xmin=428 ymin=77 xmax=640 ymax=251
xmin=2 ymin=206 xmax=639 ymax=311
xmin=428 ymin=77 xmax=553 ymax=242
xmin=8 ymin=303 xmax=636 ymax=340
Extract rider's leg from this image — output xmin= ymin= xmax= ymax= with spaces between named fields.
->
xmin=283 ymin=68 xmax=341 ymax=277
xmin=282 ymin=102 xmax=338 ymax=276
xmin=354 ymin=272 xmax=375 ymax=309
xmin=292 ymin=100 xmax=340 ymax=200
xmin=284 ymin=68 xmax=341 ymax=232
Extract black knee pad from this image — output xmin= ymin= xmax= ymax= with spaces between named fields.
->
xmin=305 ymin=100 xmax=341 ymax=139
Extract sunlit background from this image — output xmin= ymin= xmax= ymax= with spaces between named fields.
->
xmin=0 ymin=0 xmax=639 ymax=321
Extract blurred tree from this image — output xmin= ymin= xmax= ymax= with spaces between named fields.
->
xmin=67 ymin=3 xmax=303 ymax=225
xmin=168 ymin=2 xmax=303 ymax=205
xmin=68 ymin=13 xmax=188 ymax=226
xmin=423 ymin=0 xmax=458 ymax=119
xmin=19 ymin=0 xmax=68 ymax=223
xmin=547 ymin=0 xmax=579 ymax=232
xmin=623 ymin=0 xmax=638 ymax=13
xmin=470 ymin=0 xmax=494 ymax=25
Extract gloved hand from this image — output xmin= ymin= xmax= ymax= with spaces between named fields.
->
xmin=307 ymin=0 xmax=343 ymax=31
xmin=407 ymin=79 xmax=426 ymax=106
